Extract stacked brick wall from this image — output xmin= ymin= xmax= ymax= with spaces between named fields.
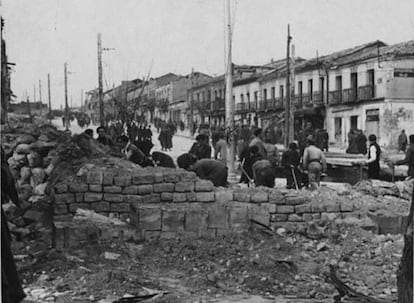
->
xmin=52 ymin=166 xmax=361 ymax=242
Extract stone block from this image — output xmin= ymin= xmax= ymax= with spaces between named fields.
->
xmin=138 ymin=185 xmax=153 ymax=195
xmin=114 ymin=175 xmax=131 ymax=187
xmin=122 ymin=185 xmax=139 ymax=195
xmin=186 ymin=192 xmax=197 ymax=202
xmin=139 ymin=208 xmax=162 ymax=230
xmin=341 ymin=212 xmax=359 ymax=219
xmin=185 ymin=208 xmax=208 ymax=232
xmin=160 ymin=232 xmax=179 ymax=240
xmin=180 ymin=171 xmax=197 ymax=181
xmin=285 ymin=195 xmax=307 ymax=205
xmin=162 ymin=209 xmax=185 ymax=231
xmin=54 ymin=193 xmax=75 ymax=204
xmin=164 ymin=172 xmax=179 ymax=183
xmin=175 ymin=182 xmax=194 ymax=192
xmin=84 ymin=192 xmax=103 ymax=202
xmin=154 ymin=172 xmax=164 ymax=183
xmin=288 ymin=214 xmax=303 ymax=222
xmin=251 ymin=191 xmax=269 ymax=203
xmin=295 ymin=203 xmax=311 ymax=214
xmin=196 ymin=192 xmax=215 ymax=202
xmin=54 ymin=203 xmax=68 ymax=215
xmin=68 ymin=182 xmax=88 ymax=193
xmin=104 ymin=186 xmax=122 ymax=193
xmin=89 ymin=185 xmax=102 ymax=192
xmin=142 ymin=194 xmax=160 ymax=203
xmin=69 ymin=203 xmax=89 ymax=212
xmin=132 ymin=172 xmax=154 ymax=185
xmin=173 ymin=193 xmax=187 ymax=202
xmin=215 ymin=190 xmax=233 ymax=203
xmin=311 ymin=204 xmax=326 ymax=213
xmin=75 ymin=193 xmax=84 ymax=202
xmin=90 ymin=201 xmax=110 ymax=212
xmin=268 ymin=191 xmax=286 ymax=204
xmin=326 ymin=203 xmax=340 ymax=213
xmin=233 ymin=191 xmax=251 ymax=203
xmin=340 ymin=202 xmax=354 ymax=212
xmin=261 ymin=203 xmax=276 ymax=213
xmin=321 ymin=212 xmax=339 ymax=222
xmin=302 ymin=213 xmax=313 ymax=222
xmin=195 ymin=180 xmax=214 ymax=192
xmin=229 ymin=206 xmax=249 ymax=225
xmin=124 ymin=195 xmax=143 ymax=204
xmin=110 ymin=203 xmax=131 ymax=212
xmin=207 ymin=205 xmax=228 ymax=229
xmin=270 ymin=214 xmax=288 ymax=222
xmin=161 ymin=192 xmax=173 ymax=202
xmin=312 ymin=213 xmax=321 ymax=220
xmin=250 ymin=205 xmax=270 ymax=226
xmin=86 ymin=169 xmax=103 ymax=185
xmin=276 ymin=205 xmax=295 ymax=214
xmin=103 ymin=171 xmax=116 ymax=185
xmin=54 ymin=183 xmax=68 ymax=194
xmin=103 ymin=193 xmax=123 ymax=203
xmin=154 ymin=183 xmax=175 ymax=193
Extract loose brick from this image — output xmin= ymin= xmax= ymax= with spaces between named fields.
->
xmin=124 ymin=195 xmax=143 ymax=204
xmin=154 ymin=183 xmax=175 ymax=193
xmin=132 ymin=172 xmax=154 ymax=185
xmin=54 ymin=203 xmax=68 ymax=215
xmin=180 ymin=171 xmax=197 ymax=181
xmin=311 ymin=204 xmax=326 ymax=213
xmin=89 ymin=185 xmax=102 ymax=192
xmin=251 ymin=191 xmax=269 ymax=203
xmin=104 ymin=186 xmax=122 ymax=193
xmin=285 ymin=195 xmax=307 ymax=205
xmin=195 ymin=180 xmax=214 ymax=192
xmin=138 ymin=185 xmax=153 ymax=195
xmin=103 ymin=193 xmax=123 ymax=202
xmin=288 ymin=214 xmax=303 ymax=222
xmin=75 ymin=193 xmax=84 ymax=202
xmin=103 ymin=171 xmax=116 ymax=185
xmin=276 ymin=205 xmax=295 ymax=214
xmin=84 ymin=192 xmax=103 ymax=202
xmin=173 ymin=193 xmax=187 ymax=202
xmin=139 ymin=208 xmax=162 ymax=230
xmin=54 ymin=183 xmax=68 ymax=194
xmin=268 ymin=191 xmax=286 ymax=204
xmin=54 ymin=193 xmax=75 ymax=204
xmin=122 ymin=185 xmax=139 ymax=195
xmin=207 ymin=205 xmax=228 ymax=229
xmin=164 ymin=172 xmax=179 ymax=183
xmin=185 ymin=208 xmax=208 ymax=232
xmin=295 ymin=204 xmax=311 ymax=214
xmin=154 ymin=172 xmax=164 ymax=183
xmin=68 ymin=183 xmax=88 ymax=193
xmin=90 ymin=202 xmax=110 ymax=212
xmin=215 ymin=190 xmax=233 ymax=203
xmin=303 ymin=213 xmax=314 ymax=221
xmin=161 ymin=192 xmax=173 ymax=202
xmin=175 ymin=182 xmax=194 ymax=192
xmin=233 ymin=191 xmax=251 ymax=203
xmin=326 ymin=203 xmax=340 ymax=213
xmin=143 ymin=194 xmax=160 ymax=203
xmin=162 ymin=209 xmax=185 ymax=231
xmin=110 ymin=203 xmax=130 ymax=212
xmin=69 ymin=203 xmax=89 ymax=212
xmin=186 ymin=192 xmax=197 ymax=202
xmin=270 ymin=214 xmax=288 ymax=222
xmin=340 ymin=202 xmax=354 ymax=212
xmin=114 ymin=175 xmax=131 ymax=186
xmin=86 ymin=169 xmax=103 ymax=185
xmin=196 ymin=192 xmax=215 ymax=202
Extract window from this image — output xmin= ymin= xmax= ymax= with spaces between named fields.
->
xmin=254 ymin=91 xmax=258 ymax=102
xmin=351 ymin=72 xmax=358 ymax=100
xmin=308 ymin=79 xmax=313 ymax=100
xmin=335 ymin=76 xmax=342 ymax=91
xmin=263 ymin=89 xmax=267 ymax=101
xmin=367 ymin=69 xmax=375 ymax=98
xmin=319 ymin=77 xmax=325 ymax=101
xmin=350 ymin=115 xmax=358 ymax=130
xmin=298 ymin=81 xmax=303 ymax=100
xmin=279 ymin=85 xmax=284 ymax=98
xmin=271 ymin=87 xmax=275 ymax=99
xmin=240 ymin=94 xmax=244 ymax=103
xmin=207 ymin=90 xmax=211 ymax=101
xmin=246 ymin=92 xmax=250 ymax=102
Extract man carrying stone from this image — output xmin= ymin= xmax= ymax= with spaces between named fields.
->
xmin=302 ymin=137 xmax=327 ymax=190
xmin=177 ymin=153 xmax=227 ymax=187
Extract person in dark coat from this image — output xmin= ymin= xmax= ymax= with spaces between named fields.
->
xmin=96 ymin=126 xmax=114 ymax=146
xmin=152 ymin=151 xmax=175 ymax=168
xmin=1 ymin=149 xmax=26 ymax=303
xmin=281 ymin=142 xmax=302 ymax=189
xmin=252 ymin=159 xmax=275 ymax=187
xmin=365 ymin=134 xmax=381 ymax=179
xmin=398 ymin=130 xmax=408 ymax=153
xmin=394 ymin=134 xmax=414 ymax=179
xmin=356 ymin=129 xmax=367 ymax=155
xmin=346 ymin=129 xmax=359 ymax=154
xmin=240 ymin=145 xmax=264 ymax=184
xmin=189 ymin=134 xmax=212 ymax=160
xmin=158 ymin=126 xmax=169 ymax=151
xmin=177 ymin=153 xmax=228 ymax=187
xmin=116 ymin=136 xmax=154 ymax=167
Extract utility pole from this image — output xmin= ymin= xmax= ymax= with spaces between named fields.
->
xmin=97 ymin=33 xmax=104 ymax=126
xmin=81 ymin=89 xmax=83 ymax=108
xmin=190 ymin=67 xmax=194 ymax=135
xmin=290 ymin=44 xmax=295 ymax=144
xmin=39 ymin=79 xmax=42 ymax=116
xmin=47 ymin=73 xmax=51 ymax=123
xmin=33 ymin=84 xmax=36 ymax=103
xmin=285 ymin=24 xmax=293 ymax=147
xmin=26 ymin=92 xmax=32 ymax=122
xmin=225 ymin=0 xmax=235 ymax=182
xmin=64 ymin=62 xmax=69 ymax=130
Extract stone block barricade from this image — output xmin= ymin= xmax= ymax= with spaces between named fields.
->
xmin=52 ymin=166 xmax=361 ymax=243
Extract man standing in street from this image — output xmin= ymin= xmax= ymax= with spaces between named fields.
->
xmin=398 ymin=129 xmax=408 ymax=153
xmin=303 ymin=137 xmax=327 ymax=190
xmin=249 ymin=128 xmax=267 ymax=159
xmin=365 ymin=134 xmax=381 ymax=179
xmin=394 ymin=134 xmax=414 ymax=179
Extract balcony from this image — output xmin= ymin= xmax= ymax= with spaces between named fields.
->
xmin=329 ymin=90 xmax=342 ymax=105
xmin=258 ymin=101 xmax=266 ymax=112
xmin=266 ymin=99 xmax=275 ymax=110
xmin=313 ymin=92 xmax=324 ymax=106
xmin=236 ymin=102 xmax=248 ymax=112
xmin=358 ymin=85 xmax=375 ymax=100
xmin=328 ymin=85 xmax=375 ymax=105
xmin=249 ymin=101 xmax=257 ymax=111
xmin=275 ymin=97 xmax=284 ymax=109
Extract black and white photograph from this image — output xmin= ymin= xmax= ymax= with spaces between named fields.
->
xmin=1 ymin=0 xmax=413 ymax=302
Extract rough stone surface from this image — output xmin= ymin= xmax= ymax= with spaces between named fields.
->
xmin=195 ymin=180 xmax=214 ymax=192
xmin=196 ymin=192 xmax=215 ymax=202
xmin=233 ymin=191 xmax=251 ymax=203
xmin=288 ymin=214 xmax=303 ymax=222
xmin=285 ymin=195 xmax=307 ymax=205
xmin=68 ymin=183 xmax=88 ymax=193
xmin=110 ymin=203 xmax=131 ymax=212
xmin=277 ymin=205 xmax=295 ymax=214
xmin=103 ymin=171 xmax=116 ymax=185
xmin=162 ymin=210 xmax=185 ymax=231
xmin=207 ymin=205 xmax=228 ymax=229
xmin=186 ymin=192 xmax=197 ymax=202
xmin=103 ymin=194 xmax=123 ymax=203
xmin=214 ymin=190 xmax=233 ymax=203
xmin=164 ymin=172 xmax=179 ymax=183
xmin=89 ymin=185 xmax=102 ymax=192
xmin=90 ymin=202 xmax=110 ymax=212
xmin=173 ymin=193 xmax=187 ymax=203
xmin=175 ymin=182 xmax=194 ymax=192
xmin=154 ymin=183 xmax=175 ymax=193
xmin=133 ymin=172 xmax=154 ymax=185
xmin=251 ymin=192 xmax=269 ymax=203
xmin=54 ymin=193 xmax=75 ymax=204
xmin=104 ymin=186 xmax=122 ymax=193
xmin=122 ymin=185 xmax=139 ymax=195
xmin=139 ymin=208 xmax=162 ymax=230
xmin=54 ymin=203 xmax=68 ymax=215
xmin=340 ymin=203 xmax=354 ymax=212
xmin=295 ymin=204 xmax=311 ymax=214
xmin=161 ymin=192 xmax=173 ymax=202
xmin=86 ymin=170 xmax=103 ymax=185
xmin=142 ymin=194 xmax=160 ymax=203
xmin=138 ymin=185 xmax=153 ymax=195
xmin=75 ymin=193 xmax=84 ymax=203
xmin=268 ymin=192 xmax=286 ymax=204
xmin=84 ymin=192 xmax=103 ymax=202
xmin=185 ymin=208 xmax=208 ymax=232
xmin=270 ymin=214 xmax=288 ymax=222
xmin=114 ymin=175 xmax=131 ymax=187
xmin=124 ymin=195 xmax=143 ymax=204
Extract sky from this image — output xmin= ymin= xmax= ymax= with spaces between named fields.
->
xmin=2 ymin=0 xmax=414 ymax=109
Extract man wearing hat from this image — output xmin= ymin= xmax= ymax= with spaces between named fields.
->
xmin=302 ymin=136 xmax=327 ymax=190
xmin=364 ymin=134 xmax=381 ymax=179
xmin=189 ymin=134 xmax=212 ymax=160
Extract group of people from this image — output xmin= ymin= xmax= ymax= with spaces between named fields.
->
xmin=157 ymin=121 xmax=177 ymax=151
xmin=346 ymin=128 xmax=368 ymax=154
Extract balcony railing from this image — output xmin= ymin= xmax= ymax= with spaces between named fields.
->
xmin=329 ymin=90 xmax=342 ymax=104
xmin=266 ymin=99 xmax=275 ymax=110
xmin=329 ymin=85 xmax=375 ymax=105
xmin=358 ymin=85 xmax=375 ymax=100
xmin=275 ymin=97 xmax=284 ymax=109
xmin=313 ymin=92 xmax=324 ymax=105
xmin=249 ymin=101 xmax=257 ymax=111
xmin=258 ymin=101 xmax=266 ymax=111
xmin=236 ymin=102 xmax=247 ymax=112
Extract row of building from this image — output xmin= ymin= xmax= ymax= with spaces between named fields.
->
xmin=84 ymin=39 xmax=414 ymax=147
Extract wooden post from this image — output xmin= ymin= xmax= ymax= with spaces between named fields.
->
xmin=64 ymin=62 xmax=69 ymax=130
xmin=97 ymin=33 xmax=104 ymax=126
xmin=284 ymin=24 xmax=292 ymax=147
xmin=47 ymin=73 xmax=51 ymax=123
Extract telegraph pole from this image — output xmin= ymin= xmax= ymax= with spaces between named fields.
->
xmin=39 ymin=79 xmax=42 ymax=116
xmin=47 ymin=74 xmax=51 ymax=122
xmin=290 ymin=44 xmax=295 ymax=144
xmin=285 ymin=24 xmax=292 ymax=147
xmin=190 ymin=68 xmax=194 ymax=135
xmin=33 ymin=84 xmax=36 ymax=103
xmin=97 ymin=33 xmax=104 ymax=126
xmin=64 ymin=62 xmax=69 ymax=130
xmin=225 ymin=0 xmax=235 ymax=182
